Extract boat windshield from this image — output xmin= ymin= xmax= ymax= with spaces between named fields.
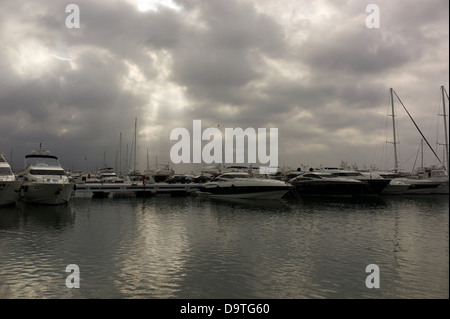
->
xmin=29 ymin=169 xmax=66 ymax=176
xmin=212 ymin=173 xmax=249 ymax=181
xmin=329 ymin=172 xmax=362 ymax=177
xmin=0 ymin=167 xmax=13 ymax=176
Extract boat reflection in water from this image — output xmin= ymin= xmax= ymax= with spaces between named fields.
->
xmin=15 ymin=200 xmax=75 ymax=228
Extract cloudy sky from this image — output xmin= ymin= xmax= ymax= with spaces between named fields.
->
xmin=0 ymin=0 xmax=448 ymax=174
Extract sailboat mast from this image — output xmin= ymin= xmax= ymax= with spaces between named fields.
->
xmin=420 ymin=139 xmax=424 ymax=169
xmin=134 ymin=117 xmax=137 ymax=172
xmin=441 ymin=85 xmax=449 ymax=172
xmin=119 ymin=132 xmax=122 ymax=175
xmin=390 ymin=88 xmax=399 ymax=172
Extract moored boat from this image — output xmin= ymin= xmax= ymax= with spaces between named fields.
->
xmin=288 ymin=171 xmax=368 ymax=197
xmin=0 ymin=153 xmax=20 ymax=206
xmin=320 ymin=169 xmax=390 ymax=195
xmin=199 ymin=172 xmax=291 ymax=200
xmin=98 ymin=167 xmax=119 ymax=183
xmin=18 ymin=145 xmax=74 ymax=205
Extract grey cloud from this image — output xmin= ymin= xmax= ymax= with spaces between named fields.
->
xmin=0 ymin=0 xmax=448 ymax=172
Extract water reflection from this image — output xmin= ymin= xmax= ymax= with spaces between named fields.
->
xmin=16 ymin=202 xmax=75 ymax=229
xmin=0 ymin=195 xmax=447 ymax=299
xmin=112 ymin=198 xmax=190 ymax=298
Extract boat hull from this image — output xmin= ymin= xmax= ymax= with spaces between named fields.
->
xmin=364 ymin=179 xmax=391 ymax=195
xmin=199 ymin=180 xmax=291 ymax=200
xmin=291 ymin=180 xmax=368 ymax=197
xmin=381 ymin=183 xmax=410 ymax=195
xmin=432 ymin=181 xmax=449 ymax=194
xmin=0 ymin=181 xmax=21 ymax=206
xmin=19 ymin=183 xmax=74 ymax=205
xmin=401 ymin=180 xmax=442 ymax=195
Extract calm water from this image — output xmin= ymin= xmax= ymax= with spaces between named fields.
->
xmin=0 ymin=193 xmax=448 ymax=299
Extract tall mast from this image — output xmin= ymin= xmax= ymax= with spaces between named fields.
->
xmin=119 ymin=132 xmax=122 ymax=175
xmin=10 ymin=147 xmax=13 ymax=171
xmin=441 ymin=85 xmax=449 ymax=172
xmin=134 ymin=117 xmax=137 ymax=171
xmin=420 ymin=139 xmax=423 ymax=169
xmin=390 ymin=88 xmax=399 ymax=172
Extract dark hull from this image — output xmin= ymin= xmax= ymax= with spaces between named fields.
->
xmin=292 ymin=180 xmax=370 ymax=197
xmin=199 ymin=185 xmax=291 ymax=199
xmin=363 ymin=179 xmax=391 ymax=195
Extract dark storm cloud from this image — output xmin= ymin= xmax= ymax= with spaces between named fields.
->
xmin=0 ymin=0 xmax=448 ymax=172
xmin=170 ymin=0 xmax=286 ymax=106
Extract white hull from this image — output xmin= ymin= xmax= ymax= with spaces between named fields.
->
xmin=431 ymin=182 xmax=449 ymax=194
xmin=394 ymin=178 xmax=441 ymax=195
xmin=199 ymin=174 xmax=291 ymax=200
xmin=381 ymin=181 xmax=411 ymax=195
xmin=403 ymin=186 xmax=441 ymax=195
xmin=19 ymin=183 xmax=74 ymax=205
xmin=0 ymin=181 xmax=21 ymax=206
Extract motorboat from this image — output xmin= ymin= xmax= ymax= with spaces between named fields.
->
xmin=411 ymin=166 xmax=449 ymax=194
xmin=319 ymin=169 xmax=390 ymax=195
xmin=288 ymin=171 xmax=368 ymax=197
xmin=375 ymin=171 xmax=442 ymax=195
xmin=373 ymin=171 xmax=412 ymax=195
xmin=0 ymin=153 xmax=20 ymax=206
xmin=18 ymin=145 xmax=74 ymax=205
xmin=153 ymin=165 xmax=175 ymax=183
xmin=381 ymin=178 xmax=411 ymax=195
xmin=97 ymin=167 xmax=119 ymax=183
xmin=199 ymin=172 xmax=291 ymax=200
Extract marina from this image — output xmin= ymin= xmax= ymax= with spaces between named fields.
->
xmin=1 ymin=0 xmax=448 ymax=304
xmin=1 ymin=145 xmax=449 ymax=206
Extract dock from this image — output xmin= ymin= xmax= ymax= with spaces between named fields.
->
xmin=74 ymin=182 xmax=203 ymax=198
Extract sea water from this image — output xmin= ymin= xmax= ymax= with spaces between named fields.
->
xmin=0 ymin=194 xmax=448 ymax=299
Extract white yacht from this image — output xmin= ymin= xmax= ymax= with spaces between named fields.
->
xmin=199 ymin=172 xmax=291 ymax=200
xmin=375 ymin=171 xmax=441 ymax=195
xmin=19 ymin=145 xmax=74 ymax=205
xmin=0 ymin=153 xmax=20 ymax=206
xmin=97 ymin=167 xmax=119 ymax=183
xmin=412 ymin=166 xmax=449 ymax=194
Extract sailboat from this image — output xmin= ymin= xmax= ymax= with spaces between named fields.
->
xmin=409 ymin=86 xmax=449 ymax=194
xmin=127 ymin=117 xmax=143 ymax=182
xmin=381 ymin=88 xmax=443 ymax=194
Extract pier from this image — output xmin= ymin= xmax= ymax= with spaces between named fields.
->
xmin=74 ymin=182 xmax=203 ymax=198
